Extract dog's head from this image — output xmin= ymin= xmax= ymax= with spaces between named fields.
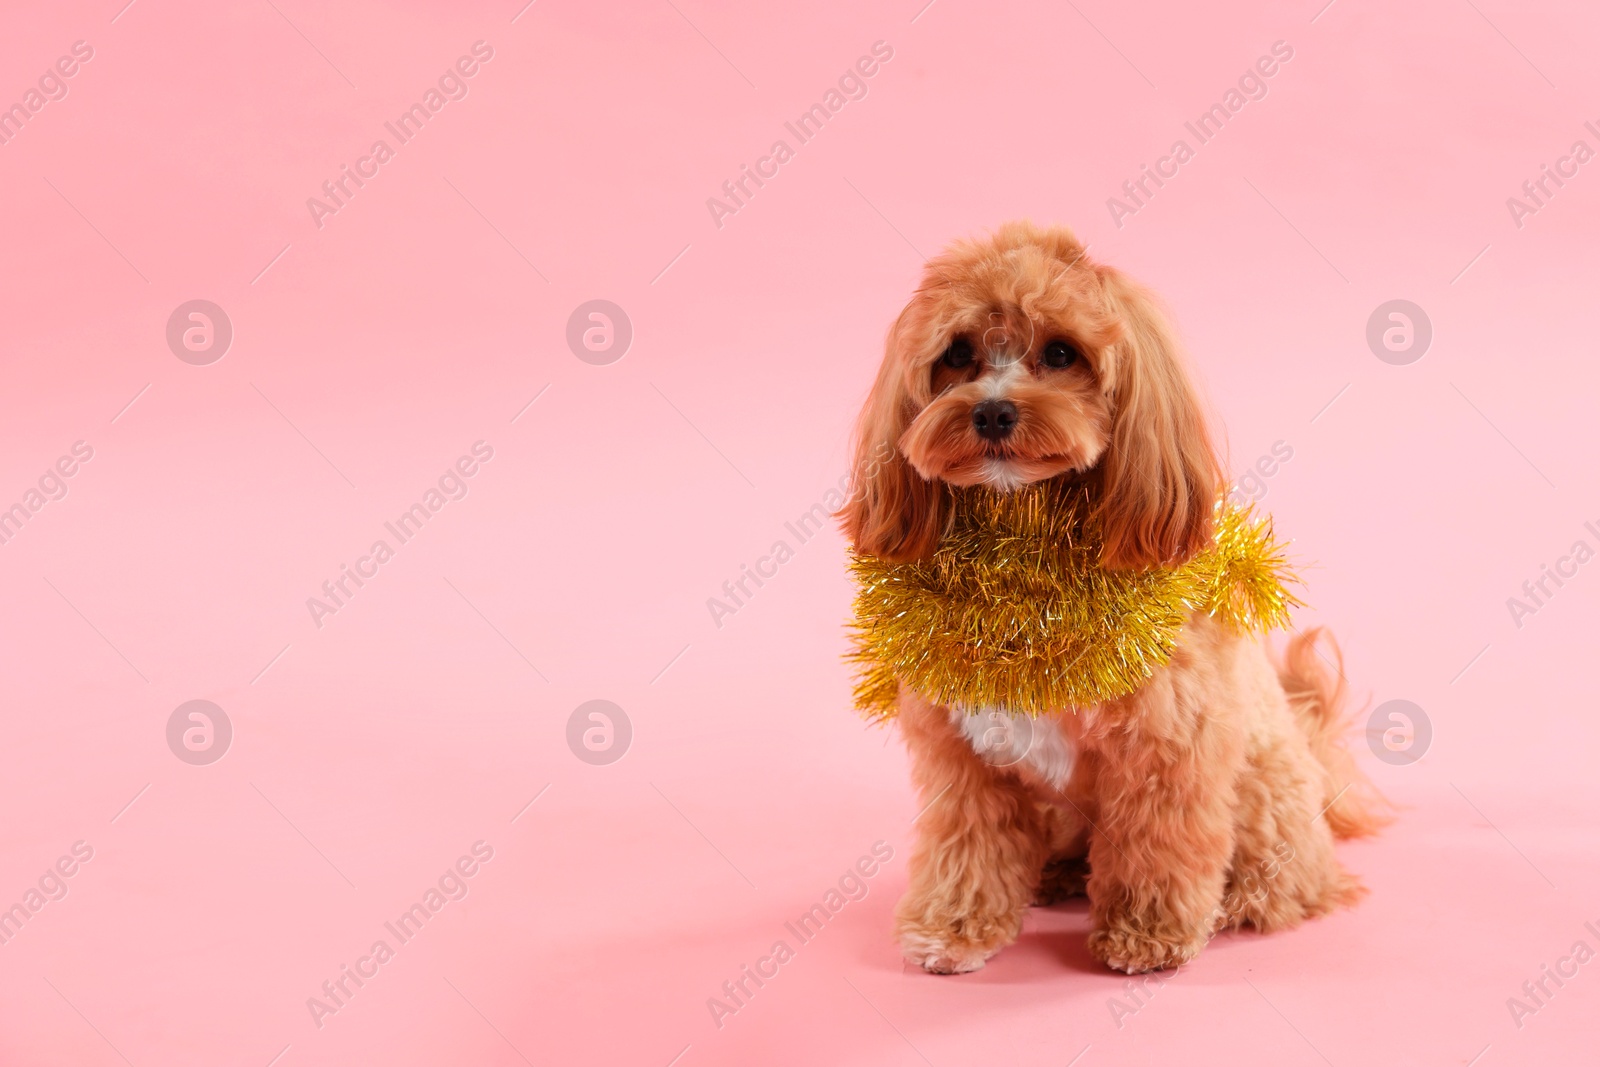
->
xmin=841 ymin=222 xmax=1221 ymax=569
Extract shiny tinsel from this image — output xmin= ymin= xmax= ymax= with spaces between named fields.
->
xmin=847 ymin=478 xmax=1300 ymax=721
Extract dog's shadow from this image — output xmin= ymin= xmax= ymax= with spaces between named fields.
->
xmin=961 ymin=898 xmax=1270 ymax=983
xmin=1018 ymin=898 xmax=1108 ymax=977
xmin=872 ymin=897 xmax=1259 ymax=984
xmin=874 ymin=899 xmax=1110 ymax=984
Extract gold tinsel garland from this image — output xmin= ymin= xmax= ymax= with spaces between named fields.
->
xmin=847 ymin=478 xmax=1301 ymax=721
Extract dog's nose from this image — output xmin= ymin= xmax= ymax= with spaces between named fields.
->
xmin=972 ymin=399 xmax=1018 ymax=441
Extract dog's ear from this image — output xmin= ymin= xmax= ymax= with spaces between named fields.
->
xmin=839 ymin=308 xmax=946 ymax=561
xmin=1093 ymin=266 xmax=1221 ymax=570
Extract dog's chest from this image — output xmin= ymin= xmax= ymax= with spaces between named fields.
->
xmin=951 ymin=705 xmax=1077 ymax=790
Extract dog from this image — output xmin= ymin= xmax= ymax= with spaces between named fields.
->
xmin=840 ymin=222 xmax=1386 ymax=975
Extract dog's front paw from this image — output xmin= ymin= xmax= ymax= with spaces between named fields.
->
xmin=1087 ymin=925 xmax=1201 ymax=974
xmin=899 ymin=927 xmax=998 ymax=974
xmin=897 ymin=919 xmax=1015 ymax=975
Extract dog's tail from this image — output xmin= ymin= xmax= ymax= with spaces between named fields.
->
xmin=1277 ymin=628 xmax=1391 ymax=840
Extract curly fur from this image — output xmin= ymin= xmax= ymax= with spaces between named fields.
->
xmin=842 ymin=222 xmax=1387 ymax=974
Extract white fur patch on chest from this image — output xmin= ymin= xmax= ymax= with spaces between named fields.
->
xmin=951 ymin=704 xmax=1076 ymax=790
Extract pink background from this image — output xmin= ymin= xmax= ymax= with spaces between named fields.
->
xmin=2 ymin=0 xmax=1598 ymax=1063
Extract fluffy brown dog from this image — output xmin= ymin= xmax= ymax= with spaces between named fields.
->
xmin=841 ymin=222 xmax=1386 ymax=975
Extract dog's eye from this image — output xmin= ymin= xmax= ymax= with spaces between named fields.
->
xmin=941 ymin=337 xmax=974 ymax=369
xmin=1041 ymin=340 xmax=1079 ymax=369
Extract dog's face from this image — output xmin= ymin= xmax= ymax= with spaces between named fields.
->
xmin=900 ymin=282 xmax=1114 ymax=494
xmin=842 ymin=222 xmax=1221 ymax=569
